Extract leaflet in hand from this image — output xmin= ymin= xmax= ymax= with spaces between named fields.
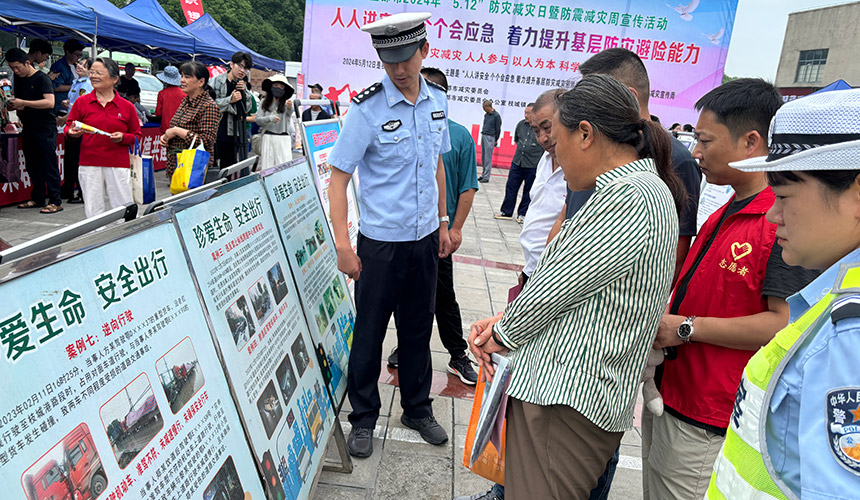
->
xmin=469 ymin=353 xmax=511 ymax=467
xmin=75 ymin=120 xmax=111 ymax=136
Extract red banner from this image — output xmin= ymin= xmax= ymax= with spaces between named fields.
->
xmin=181 ymin=0 xmax=205 ymax=24
xmin=0 ymin=127 xmax=167 ymax=207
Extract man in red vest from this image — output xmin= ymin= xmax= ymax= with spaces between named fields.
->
xmin=645 ymin=79 xmax=819 ymax=499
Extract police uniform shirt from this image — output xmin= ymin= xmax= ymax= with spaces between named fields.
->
xmin=328 ymin=74 xmax=451 ymax=242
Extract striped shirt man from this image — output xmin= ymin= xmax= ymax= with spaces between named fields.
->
xmin=494 ymin=158 xmax=679 ymax=432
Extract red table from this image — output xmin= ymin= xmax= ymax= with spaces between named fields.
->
xmin=0 ymin=125 xmax=167 ymax=207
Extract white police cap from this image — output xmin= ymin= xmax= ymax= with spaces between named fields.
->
xmin=361 ymin=12 xmax=431 ymax=64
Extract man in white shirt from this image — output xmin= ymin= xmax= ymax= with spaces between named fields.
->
xmin=517 ymin=88 xmax=568 ymax=285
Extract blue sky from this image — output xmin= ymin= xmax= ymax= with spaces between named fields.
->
xmin=724 ymin=0 xmax=856 ymax=79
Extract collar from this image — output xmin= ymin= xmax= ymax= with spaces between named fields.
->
xmin=595 ymin=158 xmax=656 ymax=190
xmin=381 ymin=73 xmax=430 ymax=108
xmin=726 ymin=186 xmax=775 ymax=215
xmin=789 ymin=246 xmax=860 ymax=313
xmin=183 ymin=91 xmax=208 ymax=106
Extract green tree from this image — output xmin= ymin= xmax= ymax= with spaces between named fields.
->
xmin=108 ymin=0 xmax=303 ymax=61
xmin=722 ymin=73 xmax=739 ymax=84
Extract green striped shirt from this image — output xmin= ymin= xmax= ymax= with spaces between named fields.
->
xmin=495 ymin=158 xmax=678 ymax=432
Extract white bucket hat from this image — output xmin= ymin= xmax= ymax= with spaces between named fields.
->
xmin=730 ymin=88 xmax=860 ymax=172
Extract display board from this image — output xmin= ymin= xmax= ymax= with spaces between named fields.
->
xmin=262 ymin=158 xmax=355 ymax=407
xmin=302 ymin=0 xmax=739 ymax=166
xmin=172 ymin=177 xmax=334 ymax=500
xmin=0 ymin=215 xmax=264 ymax=500
xmin=300 ymin=121 xmax=360 ymax=255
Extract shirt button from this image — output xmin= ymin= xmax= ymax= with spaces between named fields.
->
xmin=394 ymin=136 xmax=398 ymax=140
xmin=420 ymin=189 xmax=423 ymax=194
xmin=418 ymin=135 xmax=422 ymax=139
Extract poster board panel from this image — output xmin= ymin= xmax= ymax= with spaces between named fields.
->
xmin=261 ymin=158 xmax=355 ymax=407
xmin=0 ymin=215 xmax=264 ymax=500
xmin=172 ymin=177 xmax=334 ymax=500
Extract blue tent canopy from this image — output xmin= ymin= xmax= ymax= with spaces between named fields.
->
xmin=185 ymin=14 xmax=284 ymax=71
xmin=72 ymin=0 xmax=196 ymax=60
xmin=813 ymin=79 xmax=853 ymax=94
xmin=122 ymin=0 xmax=229 ymax=65
xmin=0 ymin=0 xmax=97 ymax=41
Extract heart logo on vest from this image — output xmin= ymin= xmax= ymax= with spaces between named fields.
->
xmin=730 ymin=242 xmax=752 ymax=261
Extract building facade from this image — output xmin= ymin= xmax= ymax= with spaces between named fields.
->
xmin=775 ymin=2 xmax=859 ymax=100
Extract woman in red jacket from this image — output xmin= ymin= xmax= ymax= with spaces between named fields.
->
xmin=65 ymin=57 xmax=141 ymax=218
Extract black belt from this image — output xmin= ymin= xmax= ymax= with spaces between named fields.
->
xmin=263 ymin=131 xmax=291 ymax=136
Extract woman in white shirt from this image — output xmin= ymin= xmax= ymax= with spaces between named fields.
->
xmin=254 ymin=74 xmax=295 ymax=169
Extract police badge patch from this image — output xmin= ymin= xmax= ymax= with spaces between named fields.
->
xmin=382 ymin=120 xmax=402 ymax=132
xmin=826 ymin=387 xmax=860 ymax=475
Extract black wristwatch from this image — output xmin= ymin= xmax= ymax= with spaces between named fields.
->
xmin=677 ymin=316 xmax=696 ymax=343
xmin=490 ymin=324 xmax=505 ymax=348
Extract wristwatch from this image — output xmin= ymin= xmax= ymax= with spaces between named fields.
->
xmin=677 ymin=316 xmax=697 ymax=343
xmin=438 ymin=216 xmax=450 ymax=224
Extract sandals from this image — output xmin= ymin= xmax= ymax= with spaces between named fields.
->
xmin=40 ymin=204 xmax=64 ymax=214
xmin=17 ymin=200 xmax=43 ymax=209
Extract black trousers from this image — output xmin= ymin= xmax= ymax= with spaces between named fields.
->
xmin=22 ymin=128 xmax=61 ymax=206
xmin=348 ymin=230 xmax=439 ymax=429
xmin=61 ymin=136 xmax=81 ymax=200
xmin=499 ymin=163 xmax=537 ymax=217
xmin=394 ymin=253 xmax=468 ymax=360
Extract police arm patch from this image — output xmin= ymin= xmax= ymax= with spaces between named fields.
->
xmin=826 ymin=387 xmax=860 ymax=475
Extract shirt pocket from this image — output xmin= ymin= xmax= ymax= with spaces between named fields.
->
xmin=426 ymin=120 xmax=445 ymax=154
xmin=766 ymin=378 xmax=793 ymax=472
xmin=376 ymin=129 xmax=412 ymax=163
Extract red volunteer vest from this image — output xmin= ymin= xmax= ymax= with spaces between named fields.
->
xmin=661 ymin=187 xmax=776 ymax=429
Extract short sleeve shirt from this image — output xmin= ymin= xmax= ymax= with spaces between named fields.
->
xmin=13 ymin=71 xmax=56 ymax=130
xmin=443 ymin=119 xmax=479 ymax=226
xmin=327 ymin=74 xmax=451 ymax=242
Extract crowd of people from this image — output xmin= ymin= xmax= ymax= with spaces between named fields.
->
xmin=5 ymin=41 xmax=336 ymax=218
xmin=326 ymin=10 xmax=860 ymax=500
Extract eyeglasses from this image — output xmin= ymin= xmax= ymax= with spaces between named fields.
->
xmin=88 ymin=70 xmax=108 ymax=77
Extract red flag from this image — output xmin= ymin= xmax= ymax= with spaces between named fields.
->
xmin=181 ymin=0 xmax=204 ymax=24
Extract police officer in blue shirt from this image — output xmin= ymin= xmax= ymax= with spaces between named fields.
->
xmin=327 ymin=12 xmax=452 ymax=458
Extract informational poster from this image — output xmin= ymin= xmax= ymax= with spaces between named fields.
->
xmin=263 ymin=159 xmax=355 ymax=407
xmin=172 ymin=178 xmax=334 ymax=500
xmin=0 ymin=217 xmax=264 ymax=500
xmin=696 ymin=182 xmax=734 ymax=231
xmin=303 ymin=0 xmax=739 ymax=166
xmin=300 ymin=121 xmax=360 ymax=257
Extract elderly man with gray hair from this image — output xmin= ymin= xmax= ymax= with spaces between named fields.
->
xmin=478 ymin=99 xmax=501 ymax=183
xmin=301 ymin=92 xmax=331 ymax=122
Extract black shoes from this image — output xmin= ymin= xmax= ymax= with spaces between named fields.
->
xmin=401 ymin=414 xmax=448 ymax=445
xmin=447 ymin=355 xmax=478 ymax=385
xmin=347 ymin=426 xmax=373 ymax=458
xmin=387 ymin=347 xmax=399 ymax=368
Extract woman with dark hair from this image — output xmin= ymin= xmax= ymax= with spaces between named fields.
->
xmin=65 ymin=57 xmax=141 ymax=218
xmin=254 ymin=74 xmax=295 ymax=169
xmin=60 ymin=57 xmax=93 ymax=204
xmin=707 ymin=89 xmax=860 ymax=500
xmin=159 ymin=61 xmax=220 ymax=178
xmin=469 ymin=74 xmax=685 ymax=498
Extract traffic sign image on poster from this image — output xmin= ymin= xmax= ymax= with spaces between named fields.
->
xmin=263 ymin=158 xmax=355 ymax=407
xmin=172 ymin=176 xmax=334 ymax=500
xmin=0 ymin=216 xmax=264 ymax=500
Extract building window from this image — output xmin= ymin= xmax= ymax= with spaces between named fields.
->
xmin=795 ymin=49 xmax=828 ymax=84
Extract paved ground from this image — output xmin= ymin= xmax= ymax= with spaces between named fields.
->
xmin=0 ymin=166 xmax=645 ymax=500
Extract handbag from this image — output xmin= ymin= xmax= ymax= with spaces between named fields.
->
xmin=130 ymin=138 xmax=155 ymax=204
xmin=0 ymin=134 xmax=20 ymax=183
xmin=170 ymin=136 xmax=210 ymax=195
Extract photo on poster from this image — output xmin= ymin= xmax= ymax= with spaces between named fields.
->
xmin=331 ymin=276 xmax=345 ymax=302
xmin=225 ymin=295 xmax=256 ymax=351
xmin=295 ymin=246 xmax=308 ymax=267
xmin=256 ymin=380 xmax=283 ymax=440
xmin=99 ymin=374 xmax=164 ymax=469
xmin=248 ymin=277 xmax=274 ymax=324
xmin=203 ymin=455 xmax=245 ymax=500
xmin=21 ymin=423 xmax=108 ymax=500
xmin=322 ymin=286 xmax=337 ymax=319
xmin=156 ymin=337 xmax=205 ymax=414
xmin=315 ymin=302 xmax=329 ymax=333
xmin=305 ymin=235 xmax=318 ymax=256
xmin=314 ymin=219 xmax=326 ymax=246
xmin=291 ymin=335 xmax=311 ymax=378
xmin=274 ymin=353 xmax=298 ymax=407
xmin=267 ymin=262 xmax=289 ymax=305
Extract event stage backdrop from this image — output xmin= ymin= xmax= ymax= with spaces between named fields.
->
xmin=302 ymin=0 xmax=739 ymax=166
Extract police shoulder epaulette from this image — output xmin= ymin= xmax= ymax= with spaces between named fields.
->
xmin=425 ymin=79 xmax=446 ymax=93
xmin=352 ymin=82 xmax=383 ymax=104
